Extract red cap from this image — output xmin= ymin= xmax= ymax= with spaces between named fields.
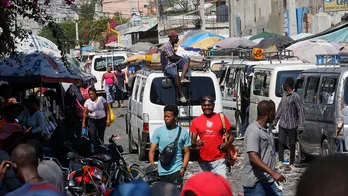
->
xmin=168 ymin=30 xmax=178 ymax=37
xmin=181 ymin=172 xmax=233 ymax=196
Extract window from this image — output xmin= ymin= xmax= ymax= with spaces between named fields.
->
xmin=150 ymin=77 xmax=216 ymax=105
xmin=133 ymin=77 xmax=140 ymax=101
xmin=93 ymin=56 xmax=125 ymax=72
xmin=344 ymin=78 xmax=348 ymax=105
xmin=253 ymin=71 xmax=271 ymax=97
xmin=304 ymin=77 xmax=320 ymax=103
xmin=294 ymin=76 xmax=305 ymax=98
xmin=275 ymin=71 xmax=302 ymax=97
xmin=226 ymin=68 xmax=235 ymax=88
xmin=319 ymin=77 xmax=337 ymax=105
xmin=139 ymin=78 xmax=146 ymax=103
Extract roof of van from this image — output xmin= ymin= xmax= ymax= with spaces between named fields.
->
xmin=302 ymin=66 xmax=348 ymax=74
xmin=225 ymin=59 xmax=305 ymax=66
xmin=254 ymin=63 xmax=317 ymax=70
xmin=136 ymin=69 xmax=215 ymax=77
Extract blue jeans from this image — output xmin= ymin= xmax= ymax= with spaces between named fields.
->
xmin=105 ymin=84 xmax=114 ymax=103
xmin=200 ymin=158 xmax=227 ymax=178
xmin=241 ymin=105 xmax=249 ymax=136
xmin=244 ymin=182 xmax=282 ymax=196
xmin=165 ymin=56 xmax=188 ymax=78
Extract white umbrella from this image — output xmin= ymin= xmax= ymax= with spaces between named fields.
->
xmin=287 ymin=40 xmax=340 ymax=63
xmin=105 ymin=42 xmax=126 ymax=48
xmin=290 ymin=33 xmax=313 ymax=41
xmin=209 ymin=37 xmax=257 ymax=49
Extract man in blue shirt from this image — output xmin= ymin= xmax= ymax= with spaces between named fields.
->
xmin=148 ymin=104 xmax=191 ymax=187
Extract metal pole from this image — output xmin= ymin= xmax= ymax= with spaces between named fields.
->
xmin=200 ymin=0 xmax=205 ymax=30
xmin=228 ymin=0 xmax=235 ymax=37
xmin=75 ymin=14 xmax=79 ymax=43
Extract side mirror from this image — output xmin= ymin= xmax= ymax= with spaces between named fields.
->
xmin=162 ymin=78 xmax=172 ymax=88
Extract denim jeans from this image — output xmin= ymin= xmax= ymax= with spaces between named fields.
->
xmin=199 ymin=158 xmax=227 ymax=178
xmin=241 ymin=105 xmax=250 ymax=136
xmin=244 ymin=182 xmax=283 ymax=196
xmin=105 ymin=84 xmax=114 ymax=103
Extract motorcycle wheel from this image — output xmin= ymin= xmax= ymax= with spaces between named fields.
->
xmin=113 ymin=165 xmax=147 ymax=186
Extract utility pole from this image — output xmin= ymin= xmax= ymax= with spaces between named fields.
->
xmin=228 ymin=0 xmax=235 ymax=37
xmin=156 ymin=0 xmax=161 ymax=21
xmin=200 ymin=0 xmax=206 ymax=30
xmin=287 ymin=0 xmax=297 ymax=36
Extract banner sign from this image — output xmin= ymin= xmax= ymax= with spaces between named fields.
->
xmin=323 ymin=0 xmax=348 ymax=12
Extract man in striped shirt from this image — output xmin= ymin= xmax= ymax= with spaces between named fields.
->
xmin=273 ymin=77 xmax=304 ymax=167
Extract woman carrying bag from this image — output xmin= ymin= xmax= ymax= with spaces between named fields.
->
xmin=82 ymin=88 xmax=110 ymax=144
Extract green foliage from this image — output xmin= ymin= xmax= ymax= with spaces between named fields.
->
xmin=79 ymin=3 xmax=95 ymax=21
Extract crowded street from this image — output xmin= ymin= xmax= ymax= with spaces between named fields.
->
xmin=109 ymin=103 xmax=305 ymax=196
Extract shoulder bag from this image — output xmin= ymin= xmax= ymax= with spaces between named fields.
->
xmin=159 ymin=127 xmax=182 ymax=166
xmin=219 ymin=113 xmax=238 ymax=166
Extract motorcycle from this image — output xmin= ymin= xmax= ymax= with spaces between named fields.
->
xmin=65 ymin=135 xmax=146 ymax=195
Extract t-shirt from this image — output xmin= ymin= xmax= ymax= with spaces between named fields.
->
xmin=17 ymin=109 xmax=45 ymax=134
xmin=5 ymin=181 xmax=61 ymax=196
xmin=0 ymin=150 xmax=22 ymax=194
xmin=150 ymin=126 xmax=191 ymax=176
xmin=84 ymin=97 xmax=107 ymax=119
xmin=190 ymin=113 xmax=231 ymax=162
xmin=160 ymin=42 xmax=176 ymax=71
xmin=242 ymin=121 xmax=276 ymax=187
xmin=38 ymin=160 xmax=65 ymax=192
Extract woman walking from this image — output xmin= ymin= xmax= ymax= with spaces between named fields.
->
xmin=101 ymin=65 xmax=118 ymax=108
xmin=82 ymin=88 xmax=110 ymax=144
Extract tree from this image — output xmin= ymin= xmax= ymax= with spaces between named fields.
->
xmin=79 ymin=3 xmax=95 ymax=21
xmin=0 ymin=0 xmax=77 ymax=58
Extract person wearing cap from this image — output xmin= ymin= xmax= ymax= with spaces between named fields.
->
xmin=159 ymin=30 xmax=190 ymax=103
xmin=243 ymin=100 xmax=285 ymax=196
xmin=190 ymin=96 xmax=233 ymax=178
xmin=181 ymin=171 xmax=233 ymax=196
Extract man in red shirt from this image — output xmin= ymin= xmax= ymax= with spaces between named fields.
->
xmin=190 ymin=96 xmax=234 ymax=178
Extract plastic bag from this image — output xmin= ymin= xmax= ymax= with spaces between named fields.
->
xmin=109 ymin=105 xmax=116 ymax=123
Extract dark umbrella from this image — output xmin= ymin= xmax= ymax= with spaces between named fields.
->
xmin=249 ymin=32 xmax=280 ymax=40
xmin=256 ymin=36 xmax=294 ymax=50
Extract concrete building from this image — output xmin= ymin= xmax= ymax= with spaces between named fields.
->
xmin=101 ymin=0 xmax=152 ymax=17
xmin=231 ymin=0 xmax=323 ymax=37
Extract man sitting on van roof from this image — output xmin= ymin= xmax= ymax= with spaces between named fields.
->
xmin=160 ymin=30 xmax=190 ymax=103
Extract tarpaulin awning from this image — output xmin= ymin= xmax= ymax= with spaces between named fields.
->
xmin=181 ymin=33 xmax=225 ymax=49
xmin=249 ymin=32 xmax=280 ymax=40
xmin=0 ymin=52 xmax=80 ymax=84
xmin=209 ymin=37 xmax=257 ymax=49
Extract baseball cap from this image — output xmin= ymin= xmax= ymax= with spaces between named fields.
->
xmin=181 ymin=172 xmax=233 ymax=196
xmin=168 ymin=30 xmax=178 ymax=37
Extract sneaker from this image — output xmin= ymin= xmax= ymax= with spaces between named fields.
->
xmin=282 ymin=160 xmax=290 ymax=165
xmin=236 ymin=135 xmax=244 ymax=140
xmin=180 ymin=97 xmax=187 ymax=103
xmin=181 ymin=79 xmax=190 ymax=83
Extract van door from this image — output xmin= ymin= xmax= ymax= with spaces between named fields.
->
xmin=317 ymin=75 xmax=338 ymax=154
xmin=222 ymin=66 xmax=236 ymax=126
xmin=302 ymin=76 xmax=321 ymax=155
xmin=233 ymin=68 xmax=245 ymax=135
xmin=132 ymin=77 xmax=141 ymax=143
xmin=249 ymin=69 xmax=272 ymax=124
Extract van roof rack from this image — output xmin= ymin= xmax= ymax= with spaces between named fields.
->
xmin=203 ymin=48 xmax=299 ymax=63
xmin=316 ymin=54 xmax=342 ymax=67
xmin=137 ymin=59 xmax=211 ymax=72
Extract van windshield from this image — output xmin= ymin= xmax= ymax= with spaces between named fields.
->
xmin=276 ymin=70 xmax=302 ymax=97
xmin=150 ymin=77 xmax=216 ymax=105
xmin=93 ymin=56 xmax=125 ymax=72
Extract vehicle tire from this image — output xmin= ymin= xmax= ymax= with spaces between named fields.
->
xmin=129 ymin=165 xmax=147 ymax=181
xmin=125 ymin=114 xmax=128 ymax=134
xmin=128 ymin=126 xmax=137 ymax=154
xmin=138 ymin=135 xmax=147 ymax=161
xmin=294 ymin=140 xmax=303 ymax=165
xmin=321 ymin=139 xmax=330 ymax=156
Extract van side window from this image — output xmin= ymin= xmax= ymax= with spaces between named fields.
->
xmin=139 ymin=78 xmax=146 ymax=103
xmin=304 ymin=77 xmax=320 ymax=103
xmin=319 ymin=77 xmax=337 ymax=105
xmin=226 ymin=68 xmax=235 ymax=88
xmin=133 ymin=77 xmax=140 ymax=101
xmin=294 ymin=77 xmax=304 ymax=98
xmin=253 ymin=72 xmax=270 ymax=97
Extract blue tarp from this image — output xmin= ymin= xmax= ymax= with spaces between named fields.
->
xmin=296 ymin=7 xmax=308 ymax=34
xmin=315 ymin=27 xmax=348 ymax=43
xmin=80 ymin=46 xmax=96 ymax=52
xmin=181 ymin=33 xmax=225 ymax=48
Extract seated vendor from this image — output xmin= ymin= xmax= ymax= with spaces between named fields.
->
xmin=160 ymin=30 xmax=190 ymax=103
xmin=17 ymin=95 xmax=45 ymax=139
